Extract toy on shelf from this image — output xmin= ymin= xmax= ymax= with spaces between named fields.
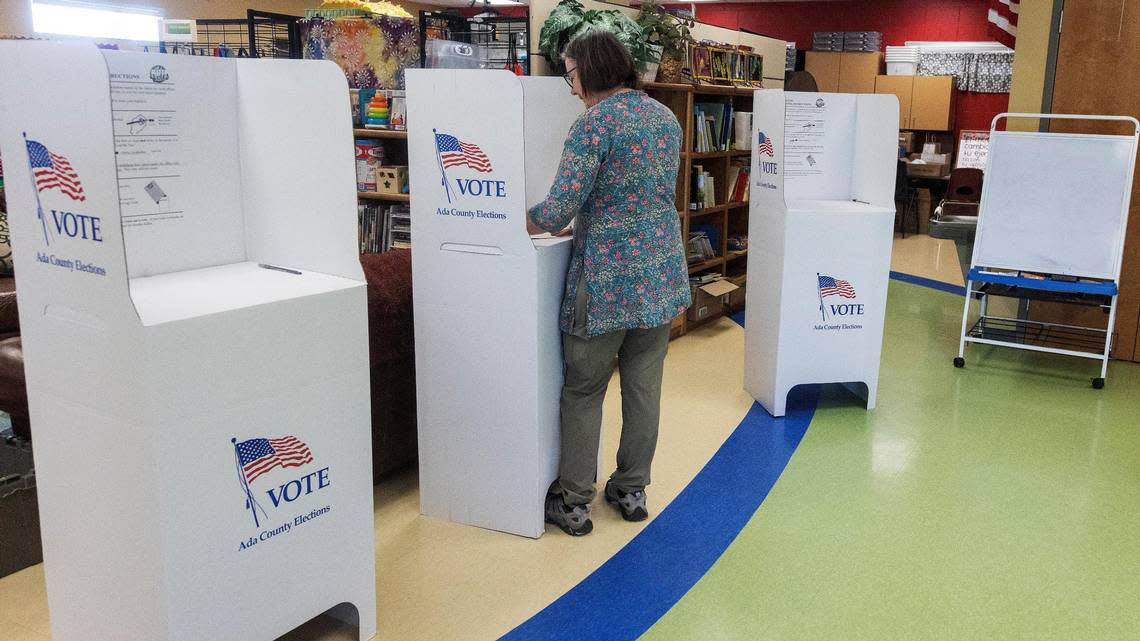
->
xmin=365 ymin=92 xmax=390 ymax=128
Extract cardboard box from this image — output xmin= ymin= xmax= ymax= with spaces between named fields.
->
xmin=726 ymin=274 xmax=747 ymax=310
xmin=906 ymin=161 xmax=950 ymax=177
xmin=375 ymin=165 xmax=408 ymax=194
xmin=898 ymin=131 xmax=917 ymax=154
xmin=688 ymin=278 xmax=739 ymax=322
xmin=915 ymin=187 xmax=932 ymax=233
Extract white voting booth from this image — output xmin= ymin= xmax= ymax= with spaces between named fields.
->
xmin=744 ymin=90 xmax=898 ymax=416
xmin=0 ymin=43 xmax=376 ymax=640
xmin=406 ymin=70 xmax=581 ymax=538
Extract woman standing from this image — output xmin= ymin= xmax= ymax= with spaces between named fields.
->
xmin=527 ymin=31 xmax=689 ymax=536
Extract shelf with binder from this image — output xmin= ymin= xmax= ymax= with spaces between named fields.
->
xmin=354 ymin=109 xmax=411 ymax=254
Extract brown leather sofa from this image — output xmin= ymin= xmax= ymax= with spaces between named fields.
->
xmin=0 ymin=251 xmax=417 ymax=479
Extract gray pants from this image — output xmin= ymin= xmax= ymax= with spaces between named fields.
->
xmin=553 ymin=324 xmax=671 ymax=506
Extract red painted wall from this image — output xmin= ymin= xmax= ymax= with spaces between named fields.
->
xmin=683 ymin=0 xmax=1009 ymax=137
xmin=690 ymin=0 xmax=993 ymax=51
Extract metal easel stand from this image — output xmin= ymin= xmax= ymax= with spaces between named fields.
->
xmin=955 ymin=269 xmax=1117 ymax=388
xmin=953 ymin=112 xmax=1139 ymax=389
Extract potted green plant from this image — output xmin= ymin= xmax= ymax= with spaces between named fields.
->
xmin=636 ymin=1 xmax=694 ymax=83
xmin=538 ymin=0 xmax=654 ymax=75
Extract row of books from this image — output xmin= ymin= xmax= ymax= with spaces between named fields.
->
xmin=687 ymin=232 xmax=717 ymax=264
xmin=359 ymin=202 xmax=410 ymax=253
xmin=691 ymin=164 xmax=716 ymax=210
xmin=726 ymin=163 xmax=751 ymax=203
xmin=694 ymin=101 xmax=735 ymax=152
xmin=687 ymin=222 xmax=721 ymax=264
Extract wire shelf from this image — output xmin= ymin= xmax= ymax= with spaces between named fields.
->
xmin=967 ymin=316 xmax=1108 ymax=355
xmin=157 ymin=11 xmax=300 ymax=59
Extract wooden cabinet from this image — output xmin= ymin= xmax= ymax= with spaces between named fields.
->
xmin=805 ymin=52 xmax=882 ymax=94
xmin=804 ymin=51 xmax=841 ymax=92
xmin=875 ymin=75 xmax=956 ymax=131
xmin=873 ymin=75 xmax=913 ymax=129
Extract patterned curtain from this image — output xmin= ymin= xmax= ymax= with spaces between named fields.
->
xmin=917 ymin=51 xmax=1013 ymax=94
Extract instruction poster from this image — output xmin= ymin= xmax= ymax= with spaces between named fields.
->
xmin=105 ymin=52 xmax=246 ymax=278
xmin=956 ymin=130 xmax=990 ymax=170
xmin=783 ymin=93 xmax=856 ymax=201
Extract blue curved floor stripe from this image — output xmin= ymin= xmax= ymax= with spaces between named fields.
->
xmin=889 ymin=270 xmax=966 ymax=296
xmin=499 ymin=387 xmax=819 ymax=641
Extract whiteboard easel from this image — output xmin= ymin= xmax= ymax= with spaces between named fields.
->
xmin=956 ymin=113 xmax=1139 ymax=388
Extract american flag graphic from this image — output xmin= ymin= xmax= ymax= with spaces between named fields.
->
xmin=435 ymin=132 xmax=492 ymax=172
xmin=26 ymin=140 xmax=86 ymax=201
xmin=236 ymin=436 xmax=313 ymax=484
xmin=988 ymin=0 xmax=1018 ymax=48
xmin=818 ymin=274 xmax=856 ymax=299
xmin=757 ymin=132 xmax=775 ymax=157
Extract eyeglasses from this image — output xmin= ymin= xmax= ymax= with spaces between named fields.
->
xmin=563 ymin=66 xmax=577 ymax=87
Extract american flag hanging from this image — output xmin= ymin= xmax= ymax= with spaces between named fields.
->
xmin=988 ymin=0 xmax=1019 ymax=48
xmin=25 ymin=139 xmax=86 ymax=202
xmin=818 ymin=274 xmax=857 ymax=299
xmin=435 ymin=132 xmax=492 ymax=172
xmin=236 ymin=436 xmax=313 ymax=484
xmin=757 ymin=132 xmax=775 ymax=157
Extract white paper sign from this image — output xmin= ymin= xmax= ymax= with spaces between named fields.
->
xmin=956 ymin=130 xmax=990 ymax=170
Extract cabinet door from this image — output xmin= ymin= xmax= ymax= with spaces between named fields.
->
xmin=911 ymin=76 xmax=955 ymax=131
xmin=804 ymin=52 xmax=841 ymax=92
xmin=875 ymin=75 xmax=913 ymax=129
xmin=837 ymin=52 xmax=882 ymax=94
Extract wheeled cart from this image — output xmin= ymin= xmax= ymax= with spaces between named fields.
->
xmin=956 ymin=113 xmax=1139 ymax=388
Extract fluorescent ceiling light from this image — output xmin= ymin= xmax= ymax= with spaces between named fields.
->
xmin=32 ymin=1 xmax=163 ymax=41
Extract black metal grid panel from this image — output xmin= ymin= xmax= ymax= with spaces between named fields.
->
xmin=419 ymin=11 xmax=529 ymax=75
xmin=248 ymin=10 xmax=301 ymax=59
xmin=157 ymin=13 xmax=299 ymax=59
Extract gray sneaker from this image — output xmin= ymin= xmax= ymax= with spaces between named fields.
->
xmin=544 ymin=492 xmax=593 ymax=536
xmin=604 ymin=481 xmax=648 ymax=522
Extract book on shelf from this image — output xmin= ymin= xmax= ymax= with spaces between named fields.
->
xmin=690 ymin=165 xmax=716 ymax=210
xmin=727 ymin=162 xmax=751 ymax=203
xmin=359 ymin=202 xmax=411 ymax=253
xmin=687 ymin=232 xmax=716 ymax=263
xmin=694 ymin=102 xmax=734 ymax=152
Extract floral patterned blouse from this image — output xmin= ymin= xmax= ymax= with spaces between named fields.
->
xmin=528 ymin=90 xmax=690 ymax=337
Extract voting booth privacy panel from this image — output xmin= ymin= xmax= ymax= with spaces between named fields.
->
xmin=0 ymin=43 xmax=376 ymax=641
xmin=744 ymin=90 xmax=898 ymax=417
xmin=406 ymin=70 xmax=580 ymax=538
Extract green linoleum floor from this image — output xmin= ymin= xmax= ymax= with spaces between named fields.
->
xmin=643 ymin=279 xmax=1140 ymax=641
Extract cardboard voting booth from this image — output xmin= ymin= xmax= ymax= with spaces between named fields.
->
xmin=744 ymin=90 xmax=898 ymax=417
xmin=0 ymin=43 xmax=376 ymax=641
xmin=406 ymin=70 xmax=581 ymax=538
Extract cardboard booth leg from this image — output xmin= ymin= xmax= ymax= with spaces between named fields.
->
xmin=0 ymin=42 xmax=376 ymax=641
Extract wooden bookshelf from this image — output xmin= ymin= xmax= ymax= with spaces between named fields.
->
xmin=353 ymin=128 xmax=407 ymax=140
xmin=644 ymin=81 xmax=760 ymax=336
xmin=354 ymin=125 xmax=411 ymax=254
xmin=358 ymin=192 xmax=410 ymax=202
